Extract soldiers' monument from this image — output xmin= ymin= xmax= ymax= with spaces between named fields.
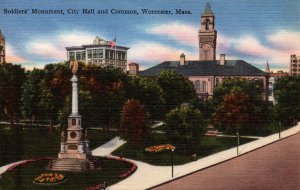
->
xmin=49 ymin=60 xmax=97 ymax=171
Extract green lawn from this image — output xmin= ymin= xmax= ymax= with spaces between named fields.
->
xmin=113 ymin=133 xmax=254 ymax=165
xmin=0 ymin=159 xmax=131 ymax=190
xmin=0 ymin=126 xmax=130 ymax=190
xmin=0 ymin=126 xmax=118 ymax=166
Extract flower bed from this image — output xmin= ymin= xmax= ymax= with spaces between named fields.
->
xmin=106 ymin=156 xmax=137 ymax=179
xmin=7 ymin=157 xmax=54 ymax=171
xmin=145 ymin=144 xmax=175 ymax=153
xmin=86 ymin=183 xmax=105 ymax=190
xmin=33 ymin=172 xmax=67 ymax=185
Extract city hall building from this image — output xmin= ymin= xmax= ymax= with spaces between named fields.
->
xmin=0 ymin=30 xmax=5 ymax=63
xmin=139 ymin=3 xmax=268 ymax=100
xmin=66 ymin=36 xmax=129 ymax=72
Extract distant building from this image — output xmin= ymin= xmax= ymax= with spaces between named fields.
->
xmin=0 ymin=30 xmax=5 ymax=63
xmin=290 ymin=54 xmax=300 ymax=76
xmin=140 ymin=54 xmax=268 ymax=100
xmin=199 ymin=3 xmax=217 ymax=61
xmin=128 ymin=62 xmax=139 ymax=75
xmin=139 ymin=3 xmax=269 ymax=101
xmin=265 ymin=61 xmax=289 ymax=104
xmin=66 ymin=36 xmax=129 ymax=72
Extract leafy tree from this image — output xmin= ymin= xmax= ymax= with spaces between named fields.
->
xmin=213 ymin=78 xmax=263 ymax=105
xmin=274 ymin=76 xmax=300 ymax=125
xmin=82 ymin=65 xmax=128 ymax=131
xmin=157 ymin=70 xmax=196 ymax=114
xmin=0 ymin=63 xmax=25 ymax=128
xmin=128 ymin=76 xmax=164 ymax=120
xmin=120 ymin=99 xmax=149 ymax=144
xmin=165 ymin=105 xmax=205 ymax=152
xmin=21 ymin=69 xmax=45 ymax=123
xmin=213 ymin=89 xmax=252 ymax=133
xmin=213 ymin=78 xmax=268 ymax=132
xmin=38 ymin=79 xmax=56 ymax=132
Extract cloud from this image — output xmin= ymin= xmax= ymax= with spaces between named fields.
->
xmin=128 ymin=40 xmax=197 ymax=66
xmin=268 ymin=30 xmax=300 ymax=53
xmin=147 ymin=22 xmax=198 ymax=47
xmin=25 ymin=31 xmax=98 ymax=61
xmin=145 ymin=21 xmax=299 ymax=70
xmin=6 ymin=43 xmax=29 ymax=63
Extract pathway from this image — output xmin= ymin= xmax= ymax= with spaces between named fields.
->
xmin=153 ymin=130 xmax=300 ymax=190
xmin=92 ymin=136 xmax=126 ymax=157
xmin=107 ymin=124 xmax=300 ymax=190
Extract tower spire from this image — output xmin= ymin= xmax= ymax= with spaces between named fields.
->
xmin=204 ymin=3 xmax=213 ymax=14
xmin=265 ymin=60 xmax=270 ymax=73
xmin=199 ymin=3 xmax=217 ymax=61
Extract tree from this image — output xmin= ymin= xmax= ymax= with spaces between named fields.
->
xmin=120 ymin=99 xmax=149 ymax=144
xmin=274 ymin=76 xmax=300 ymax=125
xmin=165 ymin=105 xmax=205 ymax=153
xmin=213 ymin=78 xmax=268 ymax=132
xmin=127 ymin=76 xmax=164 ymax=120
xmin=38 ymin=79 xmax=56 ymax=132
xmin=157 ymin=70 xmax=196 ymax=114
xmin=82 ymin=65 xmax=129 ymax=131
xmin=213 ymin=89 xmax=252 ymax=134
xmin=21 ymin=69 xmax=45 ymax=123
xmin=0 ymin=63 xmax=25 ymax=128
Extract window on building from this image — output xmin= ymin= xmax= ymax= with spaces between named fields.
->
xmin=87 ymin=50 xmax=92 ymax=59
xmin=69 ymin=52 xmax=75 ymax=60
xmin=99 ymin=49 xmax=103 ymax=58
xmin=202 ymin=81 xmax=207 ymax=93
xmin=205 ymin=20 xmax=210 ymax=30
xmin=215 ymin=78 xmax=220 ymax=86
xmin=81 ymin=51 xmax=86 ymax=60
xmin=76 ymin=52 xmax=81 ymax=60
xmin=268 ymin=89 xmax=273 ymax=96
xmin=195 ymin=80 xmax=201 ymax=93
xmin=110 ymin=51 xmax=114 ymax=59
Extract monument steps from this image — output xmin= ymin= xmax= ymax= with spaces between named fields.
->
xmin=49 ymin=159 xmax=96 ymax=171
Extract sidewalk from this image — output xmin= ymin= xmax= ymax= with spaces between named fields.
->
xmin=107 ymin=123 xmax=300 ymax=190
xmin=92 ymin=136 xmax=126 ymax=157
xmin=1 ymin=124 xmax=299 ymax=189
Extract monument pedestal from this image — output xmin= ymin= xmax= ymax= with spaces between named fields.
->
xmin=49 ymin=73 xmax=99 ymax=172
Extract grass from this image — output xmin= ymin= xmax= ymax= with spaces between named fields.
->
xmin=0 ymin=126 xmax=130 ymax=190
xmin=0 ymin=126 xmax=118 ymax=166
xmin=0 ymin=159 xmax=131 ymax=190
xmin=113 ymin=133 xmax=254 ymax=166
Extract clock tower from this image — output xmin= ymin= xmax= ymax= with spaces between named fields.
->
xmin=199 ymin=3 xmax=217 ymax=61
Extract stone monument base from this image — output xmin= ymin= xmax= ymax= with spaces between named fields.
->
xmin=49 ymin=157 xmax=101 ymax=172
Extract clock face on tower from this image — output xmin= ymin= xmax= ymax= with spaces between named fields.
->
xmin=202 ymin=44 xmax=211 ymax=52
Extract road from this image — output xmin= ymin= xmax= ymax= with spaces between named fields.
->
xmin=152 ymin=132 xmax=300 ymax=190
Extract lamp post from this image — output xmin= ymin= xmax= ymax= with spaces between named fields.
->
xmin=236 ymin=131 xmax=240 ymax=155
xmin=171 ymin=147 xmax=175 ymax=178
xmin=279 ymin=122 xmax=281 ymax=139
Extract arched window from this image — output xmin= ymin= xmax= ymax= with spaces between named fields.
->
xmin=202 ymin=81 xmax=207 ymax=93
xmin=215 ymin=78 xmax=220 ymax=86
xmin=195 ymin=80 xmax=201 ymax=93
xmin=205 ymin=20 xmax=210 ymax=30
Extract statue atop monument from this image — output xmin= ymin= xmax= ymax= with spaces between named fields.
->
xmin=69 ymin=60 xmax=78 ymax=75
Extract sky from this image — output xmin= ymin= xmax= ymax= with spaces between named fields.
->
xmin=0 ymin=0 xmax=300 ymax=71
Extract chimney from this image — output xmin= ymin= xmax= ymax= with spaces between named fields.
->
xmin=220 ymin=54 xmax=226 ymax=65
xmin=129 ymin=62 xmax=139 ymax=75
xmin=180 ymin=53 xmax=185 ymax=66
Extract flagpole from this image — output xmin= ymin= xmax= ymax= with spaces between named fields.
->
xmin=115 ymin=36 xmax=117 ymax=67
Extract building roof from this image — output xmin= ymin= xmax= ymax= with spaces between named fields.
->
xmin=128 ymin=62 xmax=139 ymax=66
xmin=65 ymin=44 xmax=129 ymax=50
xmin=203 ymin=3 xmax=213 ymax=14
xmin=139 ymin=60 xmax=267 ymax=77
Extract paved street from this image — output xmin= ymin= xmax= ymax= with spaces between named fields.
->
xmin=152 ymin=132 xmax=300 ymax=190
